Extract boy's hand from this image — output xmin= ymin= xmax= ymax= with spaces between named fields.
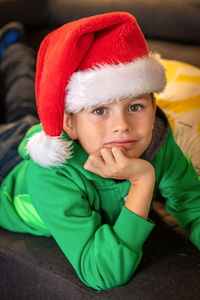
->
xmin=84 ymin=146 xmax=155 ymax=219
xmin=84 ymin=147 xmax=154 ymax=184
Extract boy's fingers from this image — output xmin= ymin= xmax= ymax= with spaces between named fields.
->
xmin=84 ymin=151 xmax=105 ymax=170
xmin=111 ymin=146 xmax=127 ymax=161
xmin=84 ymin=159 xmax=99 ymax=172
xmin=84 ymin=156 xmax=107 ymax=177
xmin=100 ymin=147 xmax=116 ymax=164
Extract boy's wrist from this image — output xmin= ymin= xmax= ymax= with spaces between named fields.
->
xmin=128 ymin=163 xmax=155 ymax=186
xmin=125 ymin=171 xmax=155 ymax=220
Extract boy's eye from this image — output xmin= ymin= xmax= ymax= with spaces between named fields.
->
xmin=93 ymin=107 xmax=107 ymax=115
xmin=128 ymin=104 xmax=143 ymax=112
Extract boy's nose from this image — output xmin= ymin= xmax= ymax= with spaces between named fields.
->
xmin=111 ymin=114 xmax=132 ymax=133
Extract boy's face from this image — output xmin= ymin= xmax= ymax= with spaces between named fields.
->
xmin=64 ymin=94 xmax=156 ymax=158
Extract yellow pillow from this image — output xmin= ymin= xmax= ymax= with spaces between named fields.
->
xmin=156 ymin=59 xmax=200 ymax=175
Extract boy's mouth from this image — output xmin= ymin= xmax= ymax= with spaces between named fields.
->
xmin=104 ymin=140 xmax=139 ymax=148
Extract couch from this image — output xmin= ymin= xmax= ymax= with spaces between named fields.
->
xmin=0 ymin=0 xmax=200 ymax=299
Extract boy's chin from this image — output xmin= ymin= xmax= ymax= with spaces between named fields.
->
xmin=103 ymin=145 xmax=143 ymax=159
xmin=121 ymin=148 xmax=141 ymax=159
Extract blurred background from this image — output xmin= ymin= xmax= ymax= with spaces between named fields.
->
xmin=0 ymin=0 xmax=200 ymax=67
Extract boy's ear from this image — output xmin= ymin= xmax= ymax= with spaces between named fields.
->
xmin=63 ymin=113 xmax=78 ymax=140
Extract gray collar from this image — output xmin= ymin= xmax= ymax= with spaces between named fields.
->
xmin=141 ymin=106 xmax=169 ymax=161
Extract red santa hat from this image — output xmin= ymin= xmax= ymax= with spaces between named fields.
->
xmin=27 ymin=12 xmax=166 ymax=168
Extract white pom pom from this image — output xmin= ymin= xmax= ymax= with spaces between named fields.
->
xmin=26 ymin=131 xmax=73 ymax=168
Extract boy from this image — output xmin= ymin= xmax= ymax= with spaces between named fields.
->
xmin=0 ymin=12 xmax=199 ymax=291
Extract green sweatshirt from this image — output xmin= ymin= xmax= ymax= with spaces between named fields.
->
xmin=0 ymin=117 xmax=200 ymax=290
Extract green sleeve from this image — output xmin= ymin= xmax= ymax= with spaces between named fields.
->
xmin=155 ymin=128 xmax=200 ymax=250
xmin=27 ymin=162 xmax=154 ymax=290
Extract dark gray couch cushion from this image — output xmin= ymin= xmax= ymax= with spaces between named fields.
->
xmin=1 ymin=210 xmax=200 ymax=300
xmin=1 ymin=0 xmax=200 ymax=67
xmin=0 ymin=0 xmax=48 ymax=28
xmin=47 ymin=0 xmax=200 ymax=43
xmin=1 ymin=0 xmax=200 ymax=43
xmin=147 ymin=39 xmax=200 ymax=68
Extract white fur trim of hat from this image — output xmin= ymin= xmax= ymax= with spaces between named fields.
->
xmin=65 ymin=53 xmax=166 ymax=113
